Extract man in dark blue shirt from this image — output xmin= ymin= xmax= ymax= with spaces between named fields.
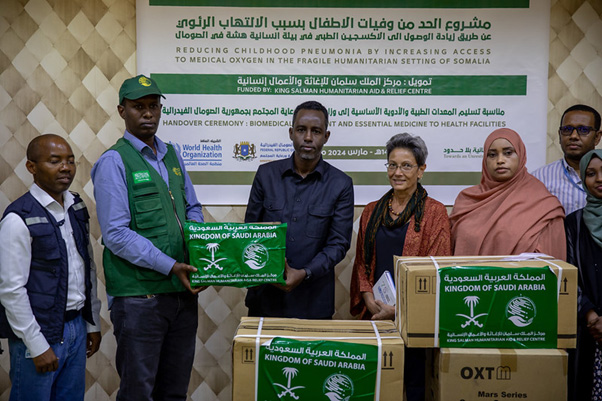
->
xmin=245 ymin=100 xmax=354 ymax=319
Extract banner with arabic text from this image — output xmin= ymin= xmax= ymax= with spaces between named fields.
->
xmin=137 ymin=0 xmax=550 ymax=205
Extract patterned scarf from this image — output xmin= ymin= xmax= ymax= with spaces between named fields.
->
xmin=364 ymin=183 xmax=427 ymax=277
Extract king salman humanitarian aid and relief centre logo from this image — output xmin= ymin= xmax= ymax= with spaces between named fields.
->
xmin=243 ymin=243 xmax=269 ymax=270
xmin=323 ymin=373 xmax=354 ymax=401
xmin=506 ymin=296 xmax=537 ymax=327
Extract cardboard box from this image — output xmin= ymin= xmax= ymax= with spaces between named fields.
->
xmin=233 ymin=317 xmax=404 ymax=401
xmin=185 ymin=222 xmax=286 ymax=287
xmin=426 ymin=348 xmax=568 ymax=401
xmin=395 ymin=255 xmax=577 ymax=348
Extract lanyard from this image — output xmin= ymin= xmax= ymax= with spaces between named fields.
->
xmin=562 ymin=164 xmax=586 ymax=194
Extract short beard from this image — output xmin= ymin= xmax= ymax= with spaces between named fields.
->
xmin=299 ymin=153 xmax=317 ymax=160
xmin=298 ymin=151 xmax=318 ymax=160
xmin=565 ymin=151 xmax=585 ymax=162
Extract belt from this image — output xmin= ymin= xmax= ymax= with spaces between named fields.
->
xmin=64 ymin=309 xmax=81 ymax=322
xmin=130 ymin=292 xmax=189 ymax=299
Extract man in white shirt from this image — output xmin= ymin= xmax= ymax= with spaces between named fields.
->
xmin=532 ymin=104 xmax=601 ymax=215
xmin=0 ymin=134 xmax=101 ymax=401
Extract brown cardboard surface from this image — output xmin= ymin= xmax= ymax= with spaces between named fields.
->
xmin=426 ymin=348 xmax=568 ymax=401
xmin=395 ymin=255 xmax=577 ymax=348
xmin=232 ymin=317 xmax=404 ymax=401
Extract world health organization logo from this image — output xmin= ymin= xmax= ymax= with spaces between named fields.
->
xmin=173 ymin=142 xmax=182 ymax=155
xmin=233 ymin=141 xmax=257 ymax=161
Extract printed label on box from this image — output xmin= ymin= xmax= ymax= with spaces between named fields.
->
xmin=258 ymin=337 xmax=378 ymax=400
xmin=416 ymin=276 xmax=431 ymax=293
xmin=438 ymin=266 xmax=558 ymax=348
xmin=185 ymin=222 xmax=286 ymax=287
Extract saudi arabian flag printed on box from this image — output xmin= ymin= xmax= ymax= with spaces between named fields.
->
xmin=258 ymin=337 xmax=378 ymax=401
xmin=438 ymin=266 xmax=558 ymax=348
xmin=185 ymin=222 xmax=286 ymax=287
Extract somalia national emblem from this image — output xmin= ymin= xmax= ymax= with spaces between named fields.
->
xmin=234 ymin=141 xmax=256 ymax=161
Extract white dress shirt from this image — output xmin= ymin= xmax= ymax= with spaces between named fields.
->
xmin=0 ymin=184 xmax=101 ymax=357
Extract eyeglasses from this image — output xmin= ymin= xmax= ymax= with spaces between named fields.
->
xmin=385 ymin=162 xmax=417 ymax=172
xmin=559 ymin=125 xmax=596 ymax=137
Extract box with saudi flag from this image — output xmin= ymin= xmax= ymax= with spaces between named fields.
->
xmin=395 ymin=255 xmax=577 ymax=349
xmin=232 ymin=317 xmax=404 ymax=401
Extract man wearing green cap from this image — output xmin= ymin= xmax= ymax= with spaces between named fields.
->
xmin=91 ymin=75 xmax=205 ymax=401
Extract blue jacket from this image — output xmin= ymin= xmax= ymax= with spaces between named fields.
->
xmin=0 ymin=192 xmax=95 ymax=343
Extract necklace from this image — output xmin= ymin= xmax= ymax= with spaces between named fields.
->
xmin=388 ymin=197 xmax=402 ymax=216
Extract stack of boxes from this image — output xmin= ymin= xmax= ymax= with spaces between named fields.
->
xmin=395 ymin=255 xmax=576 ymax=401
xmin=229 ymin=254 xmax=576 ymax=400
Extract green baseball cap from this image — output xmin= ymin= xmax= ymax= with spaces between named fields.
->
xmin=119 ymin=74 xmax=166 ymax=103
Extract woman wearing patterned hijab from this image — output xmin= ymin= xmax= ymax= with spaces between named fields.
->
xmin=566 ymin=149 xmax=602 ymax=401
xmin=450 ymin=128 xmax=566 ymax=259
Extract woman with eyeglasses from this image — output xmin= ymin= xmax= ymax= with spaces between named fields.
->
xmin=350 ymin=133 xmax=451 ymax=319
xmin=449 ymin=128 xmax=566 ymax=259
xmin=350 ymin=133 xmax=451 ymax=401
xmin=565 ymin=149 xmax=602 ymax=401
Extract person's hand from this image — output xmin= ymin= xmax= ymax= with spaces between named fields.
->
xmin=272 ymin=261 xmax=306 ymax=292
xmin=33 ymin=347 xmax=59 ymax=373
xmin=362 ymin=292 xmax=381 ymax=317
xmin=586 ymin=309 xmax=602 ymax=342
xmin=371 ymin=300 xmax=395 ymax=321
xmin=171 ymin=262 xmax=207 ymax=294
xmin=587 ymin=316 xmax=602 ymax=341
xmin=87 ymin=332 xmax=101 ymax=358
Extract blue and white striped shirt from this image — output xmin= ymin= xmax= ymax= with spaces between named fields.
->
xmin=531 ymin=158 xmax=586 ymax=215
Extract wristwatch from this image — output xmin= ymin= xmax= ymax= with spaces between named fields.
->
xmin=304 ymin=268 xmax=312 ymax=281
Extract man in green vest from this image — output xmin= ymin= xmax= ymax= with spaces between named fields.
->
xmin=91 ymin=75 xmax=205 ymax=401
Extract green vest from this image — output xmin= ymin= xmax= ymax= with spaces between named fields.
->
xmin=103 ymin=138 xmax=189 ymax=296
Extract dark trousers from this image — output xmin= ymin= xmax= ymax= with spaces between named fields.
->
xmin=111 ymin=292 xmax=198 ymax=401
xmin=405 ymin=347 xmax=426 ymax=401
